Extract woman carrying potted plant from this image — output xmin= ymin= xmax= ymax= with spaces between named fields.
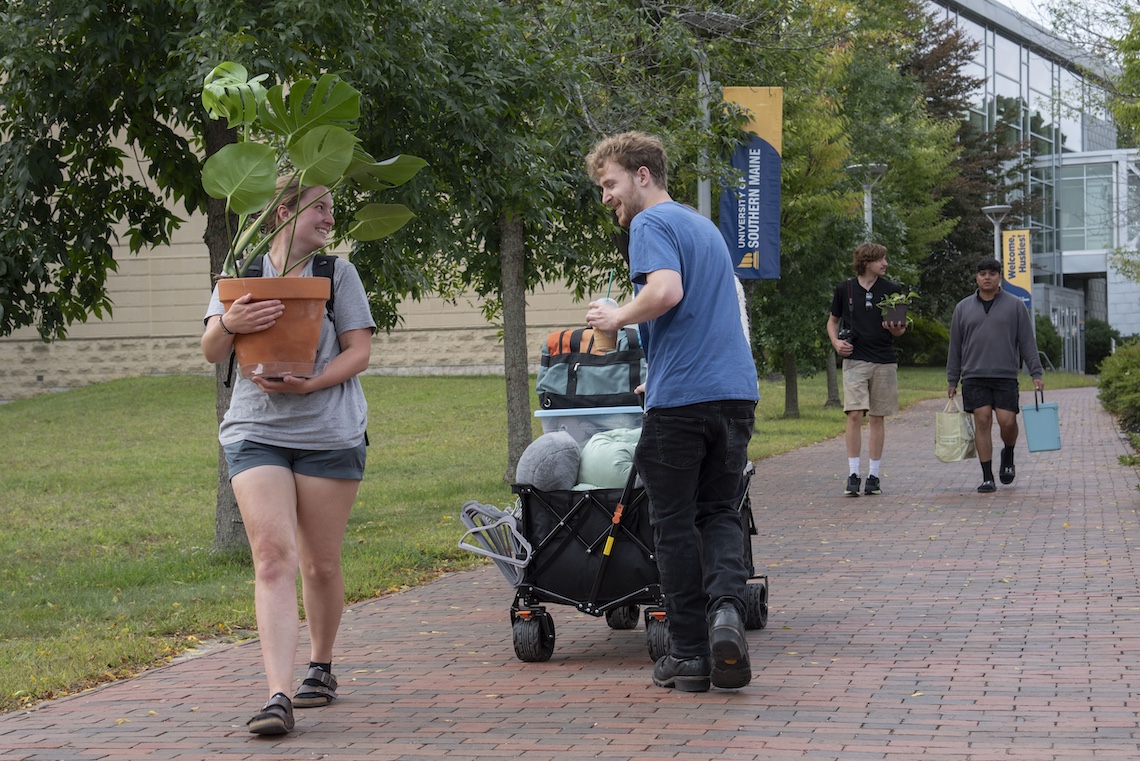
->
xmin=202 ymin=177 xmax=377 ymax=735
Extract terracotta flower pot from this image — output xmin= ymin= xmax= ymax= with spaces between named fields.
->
xmin=882 ymin=304 xmax=908 ymax=325
xmin=217 ymin=277 xmax=331 ymax=380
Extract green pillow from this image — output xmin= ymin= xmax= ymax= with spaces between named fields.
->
xmin=576 ymin=427 xmax=641 ymax=489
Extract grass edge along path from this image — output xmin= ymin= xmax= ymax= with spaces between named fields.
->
xmin=0 ymin=368 xmax=1095 ymax=714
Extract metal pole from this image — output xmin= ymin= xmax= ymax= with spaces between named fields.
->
xmin=981 ymin=204 xmax=1012 ymax=263
xmin=697 ymin=54 xmax=711 ymax=219
xmin=845 ymin=164 xmax=887 ymax=240
xmin=863 ymin=184 xmax=874 ymax=236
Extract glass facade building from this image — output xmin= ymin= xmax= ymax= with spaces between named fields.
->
xmin=933 ymin=0 xmax=1140 ymax=353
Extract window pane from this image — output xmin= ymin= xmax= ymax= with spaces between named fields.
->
xmin=1057 ymin=70 xmax=1082 ymax=151
xmin=1085 ymin=172 xmax=1114 ymax=248
xmin=958 ymin=17 xmax=986 ymax=49
xmin=1129 ymin=168 xmax=1140 ymax=244
xmin=1028 ymin=52 xmax=1052 ymax=96
xmin=1060 ymin=229 xmax=1084 ymax=250
xmin=994 ymin=33 xmax=1020 ymax=78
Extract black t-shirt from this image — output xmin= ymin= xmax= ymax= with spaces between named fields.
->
xmin=830 ymin=276 xmax=902 ymax=364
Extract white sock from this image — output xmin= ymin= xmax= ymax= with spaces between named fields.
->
xmin=869 ymin=459 xmax=881 ymax=478
xmin=848 ymin=457 xmax=860 ymax=477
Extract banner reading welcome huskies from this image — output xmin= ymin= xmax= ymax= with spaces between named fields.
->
xmin=718 ymin=87 xmax=782 ymax=280
xmin=1001 ymin=229 xmax=1032 ymax=312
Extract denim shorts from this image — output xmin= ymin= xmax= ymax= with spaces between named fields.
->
xmin=223 ymin=439 xmax=367 ymax=481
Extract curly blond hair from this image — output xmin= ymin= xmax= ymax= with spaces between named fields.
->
xmin=585 ymin=131 xmax=668 ymax=189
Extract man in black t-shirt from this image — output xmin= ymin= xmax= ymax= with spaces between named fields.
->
xmin=826 ymin=243 xmax=908 ymax=497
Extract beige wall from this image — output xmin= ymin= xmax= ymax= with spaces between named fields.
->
xmin=0 ymin=211 xmax=598 ymax=401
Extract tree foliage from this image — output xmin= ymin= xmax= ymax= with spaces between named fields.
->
xmin=745 ymin=0 xmax=961 ymax=416
xmin=0 ymin=0 xmax=422 ymax=339
xmin=1118 ymin=11 xmax=1140 ymax=145
xmin=352 ymin=0 xmax=794 ymax=473
xmin=903 ymin=6 xmax=1030 ymax=322
xmin=749 ymin=48 xmax=857 ymax=407
xmin=0 ymin=1 xmax=200 ymax=340
xmin=1041 ymin=0 xmax=1139 ymax=147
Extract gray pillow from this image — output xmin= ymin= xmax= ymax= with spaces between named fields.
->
xmin=515 ymin=431 xmax=581 ymax=492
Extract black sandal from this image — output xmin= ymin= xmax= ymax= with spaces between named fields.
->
xmin=293 ymin=667 xmax=338 ymax=708
xmin=247 ymin=693 xmax=294 ymax=735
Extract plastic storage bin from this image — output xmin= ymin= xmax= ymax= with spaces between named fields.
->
xmin=534 ymin=405 xmax=643 ymax=445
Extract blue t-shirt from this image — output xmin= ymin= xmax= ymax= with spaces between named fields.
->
xmin=629 ymin=202 xmax=759 ymax=410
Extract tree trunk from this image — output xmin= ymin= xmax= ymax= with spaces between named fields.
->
xmin=499 ymin=213 xmax=532 ymax=484
xmin=782 ymin=349 xmax=800 ymax=418
xmin=212 ymin=367 xmax=245 ymax=554
xmin=203 ymin=117 xmax=248 ymax=554
xmin=824 ymin=352 xmax=842 ymax=408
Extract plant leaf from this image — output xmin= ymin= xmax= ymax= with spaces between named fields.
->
xmin=201 ymin=62 xmax=269 ymax=129
xmin=289 ymin=125 xmax=358 ymax=187
xmin=344 ymin=151 xmax=428 ymax=191
xmin=259 ymin=73 xmax=360 ymax=142
xmin=349 ymin=203 xmax=416 ymax=241
xmin=201 ymin=142 xmax=278 ymax=215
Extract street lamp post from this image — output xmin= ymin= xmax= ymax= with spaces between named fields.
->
xmin=981 ymin=204 xmax=1013 ymax=263
xmin=845 ymin=163 xmax=888 ymax=237
xmin=697 ymin=51 xmax=712 ymax=218
xmin=678 ymin=10 xmax=744 ymax=219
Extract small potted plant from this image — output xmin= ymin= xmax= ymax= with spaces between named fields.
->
xmin=877 ymin=289 xmax=918 ymax=326
xmin=200 ymin=62 xmax=425 ymax=378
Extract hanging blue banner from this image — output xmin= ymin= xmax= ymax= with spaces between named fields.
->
xmin=718 ymin=133 xmax=781 ymax=279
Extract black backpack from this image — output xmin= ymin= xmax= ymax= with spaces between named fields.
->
xmin=222 ymin=254 xmax=337 ymax=388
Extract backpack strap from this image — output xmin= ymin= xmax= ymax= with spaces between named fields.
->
xmin=622 ymin=327 xmax=640 ymax=390
xmin=223 ymin=254 xmax=337 ymax=388
xmin=310 ymin=254 xmax=337 ymax=322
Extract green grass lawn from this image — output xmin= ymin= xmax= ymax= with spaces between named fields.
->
xmin=0 ymin=368 xmax=1095 ymax=712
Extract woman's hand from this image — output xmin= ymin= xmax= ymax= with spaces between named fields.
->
xmin=248 ymin=328 xmax=373 ymax=395
xmin=250 ymin=373 xmax=315 ymax=395
xmin=224 ymin=293 xmax=284 ymax=334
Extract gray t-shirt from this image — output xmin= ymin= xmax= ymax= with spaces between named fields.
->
xmin=205 ymin=257 xmax=376 ymax=450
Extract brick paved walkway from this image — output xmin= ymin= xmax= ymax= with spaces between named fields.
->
xmin=1 ymin=386 xmax=1137 ymax=761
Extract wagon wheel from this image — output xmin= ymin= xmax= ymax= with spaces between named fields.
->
xmin=644 ymin=610 xmax=670 ymax=662
xmin=605 ymin=605 xmax=640 ymax=630
xmin=743 ymin=581 xmax=769 ymax=630
xmin=512 ymin=612 xmax=555 ymax=662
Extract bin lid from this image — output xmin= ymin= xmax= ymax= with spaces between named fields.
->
xmin=533 ymin=405 xmax=643 ymax=418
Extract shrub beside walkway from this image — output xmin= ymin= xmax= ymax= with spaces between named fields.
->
xmin=1 ymin=386 xmax=1137 ymax=761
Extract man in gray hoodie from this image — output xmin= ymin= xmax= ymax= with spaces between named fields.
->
xmin=947 ymin=257 xmax=1044 ymax=493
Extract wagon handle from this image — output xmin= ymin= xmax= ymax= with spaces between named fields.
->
xmin=587 ymin=461 xmax=641 ymax=606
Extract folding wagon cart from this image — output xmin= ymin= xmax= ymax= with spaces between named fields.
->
xmin=461 ymin=460 xmax=768 ymax=663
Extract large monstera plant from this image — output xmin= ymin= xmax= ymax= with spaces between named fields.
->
xmin=201 ymin=62 xmax=426 ymax=276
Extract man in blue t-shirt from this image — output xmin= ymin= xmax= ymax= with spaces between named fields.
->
xmin=585 ymin=131 xmax=759 ymax=693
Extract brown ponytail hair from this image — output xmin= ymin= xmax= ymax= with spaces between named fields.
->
xmin=258 ymin=176 xmax=304 ymax=237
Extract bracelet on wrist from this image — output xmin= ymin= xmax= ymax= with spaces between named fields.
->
xmin=219 ymin=315 xmax=234 ymax=335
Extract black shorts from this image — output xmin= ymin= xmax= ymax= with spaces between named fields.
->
xmin=961 ymin=378 xmax=1020 ymax=414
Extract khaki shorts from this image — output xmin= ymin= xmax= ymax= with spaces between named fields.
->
xmin=841 ymin=360 xmax=899 ymax=417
